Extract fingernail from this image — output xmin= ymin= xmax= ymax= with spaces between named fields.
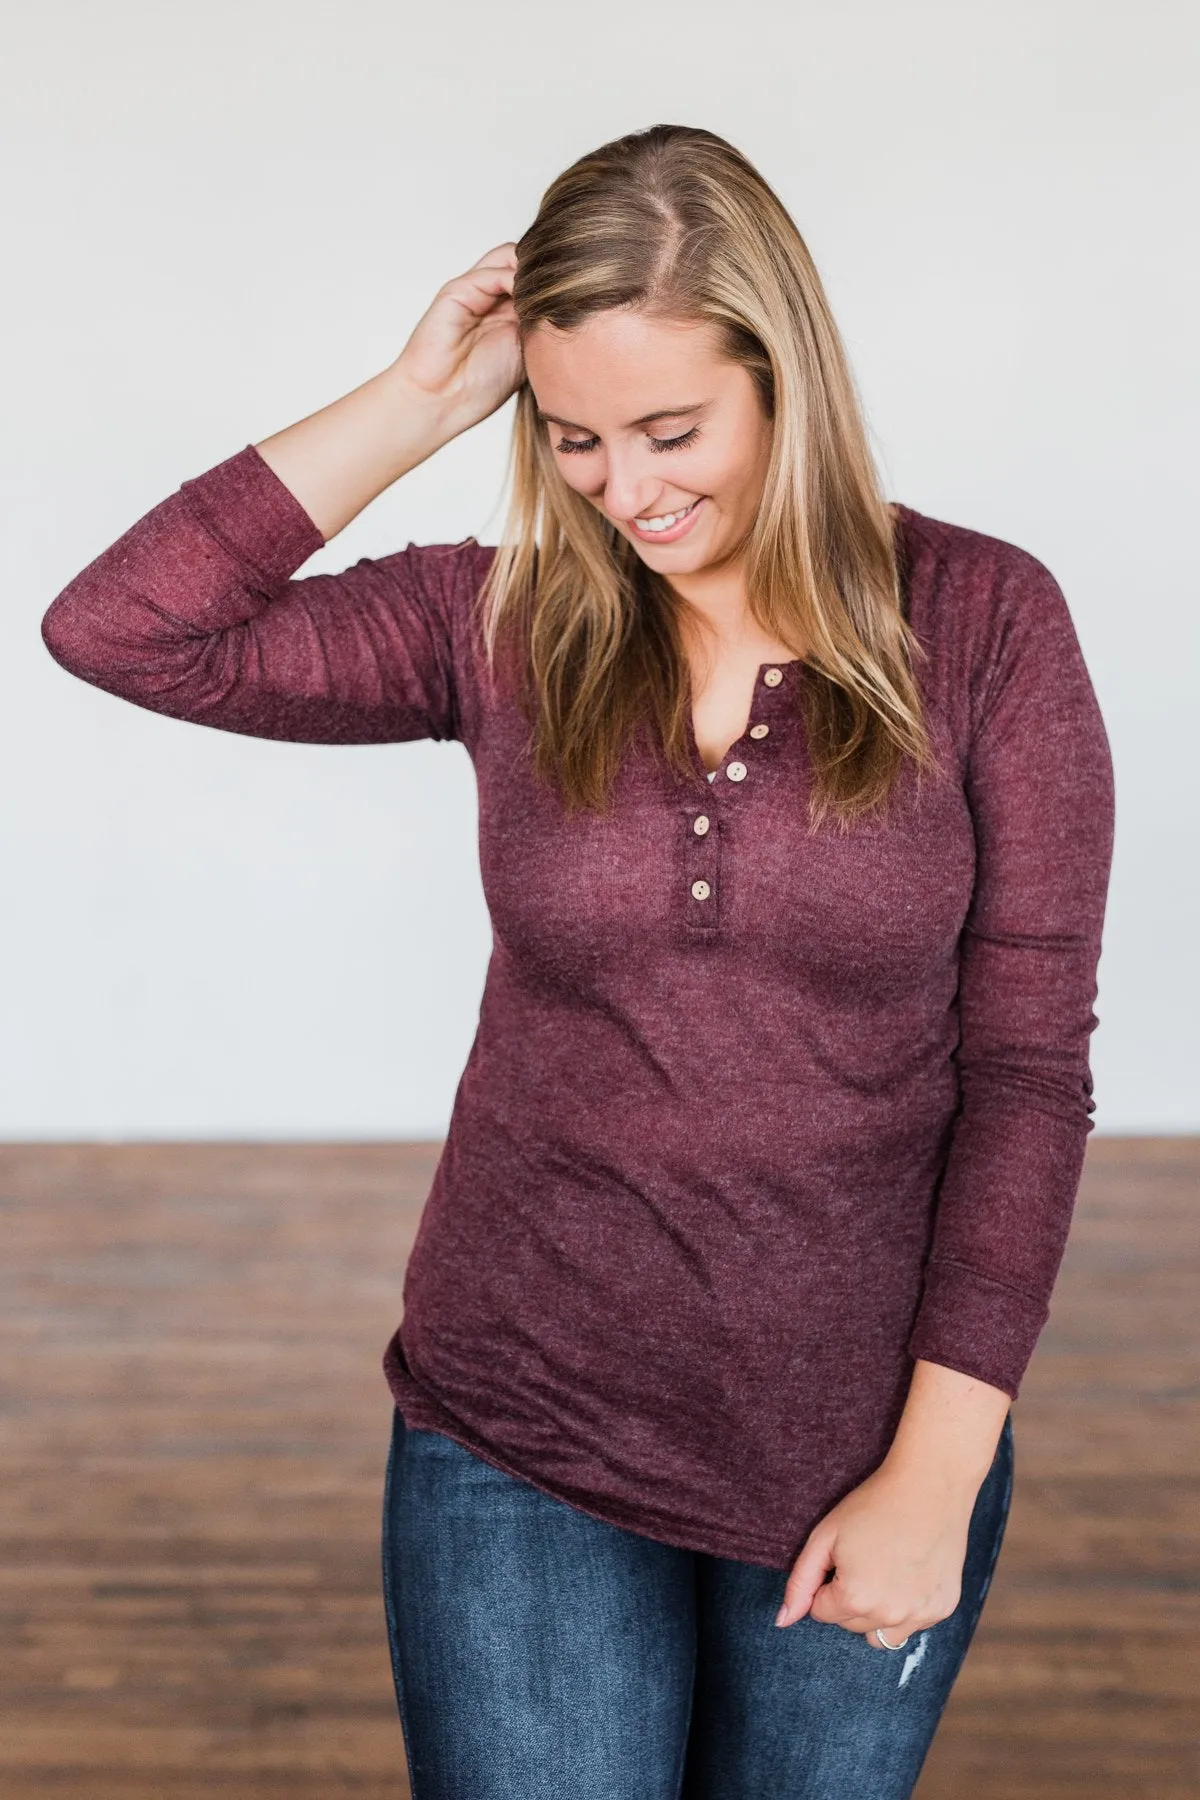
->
xmin=774 ymin=1604 xmax=789 ymax=1627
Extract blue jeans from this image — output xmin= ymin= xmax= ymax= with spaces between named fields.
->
xmin=382 ymin=1407 xmax=1014 ymax=1799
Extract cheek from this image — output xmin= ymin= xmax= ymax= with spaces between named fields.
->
xmin=554 ymin=456 xmax=600 ymax=499
xmin=692 ymin=449 xmax=755 ymax=509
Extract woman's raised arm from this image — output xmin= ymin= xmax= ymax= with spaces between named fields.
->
xmin=40 ymin=244 xmax=522 ymax=745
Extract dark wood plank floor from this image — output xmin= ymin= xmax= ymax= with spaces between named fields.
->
xmin=1 ymin=1139 xmax=1196 ymax=1798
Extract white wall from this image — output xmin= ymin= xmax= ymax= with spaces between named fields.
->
xmin=3 ymin=0 xmax=1196 ymax=1137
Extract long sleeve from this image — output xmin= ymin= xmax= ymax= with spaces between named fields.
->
xmin=40 ymin=442 xmax=470 ymax=745
xmin=906 ymin=551 xmax=1116 ymax=1400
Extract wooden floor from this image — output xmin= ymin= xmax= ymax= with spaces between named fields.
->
xmin=1 ymin=1139 xmax=1196 ymax=1799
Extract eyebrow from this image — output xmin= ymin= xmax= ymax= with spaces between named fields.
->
xmin=535 ymin=401 xmax=711 ymax=431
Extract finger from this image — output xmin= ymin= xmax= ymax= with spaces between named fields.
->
xmin=807 ymin=1591 xmax=856 ymax=1630
xmin=474 ymin=298 xmax=518 ymax=324
xmin=807 ymin=1584 xmax=923 ymax=1646
xmin=808 ymin=1610 xmax=887 ymax=1646
xmin=471 ymin=242 xmax=520 ymax=269
xmin=810 ymin=1604 xmax=912 ymax=1650
xmin=451 ymin=266 xmax=515 ymax=298
xmin=808 ymin=1576 xmax=875 ymax=1630
xmin=775 ymin=1531 xmax=836 ymax=1628
xmin=856 ymin=1619 xmax=918 ymax=1650
xmin=440 ymin=267 xmax=518 ymax=320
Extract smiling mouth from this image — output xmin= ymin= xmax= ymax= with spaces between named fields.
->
xmin=624 ymin=497 xmax=709 ymax=546
xmin=632 ymin=498 xmax=701 ymax=532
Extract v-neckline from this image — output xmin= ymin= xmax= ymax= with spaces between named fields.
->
xmin=680 ymin=501 xmax=912 ymax=786
xmin=686 ymin=657 xmax=806 ymax=788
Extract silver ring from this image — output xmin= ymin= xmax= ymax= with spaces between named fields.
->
xmin=874 ymin=1627 xmax=910 ymax=1651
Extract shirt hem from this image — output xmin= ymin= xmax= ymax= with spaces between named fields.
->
xmin=382 ymin=1334 xmax=794 ymax=1572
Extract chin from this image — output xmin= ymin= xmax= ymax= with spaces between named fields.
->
xmin=634 ymin=543 xmax=706 ymax=569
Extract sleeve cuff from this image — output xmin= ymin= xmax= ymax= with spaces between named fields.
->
xmin=178 ymin=442 xmax=326 ymax=583
xmin=907 ymin=1258 xmax=1051 ymax=1400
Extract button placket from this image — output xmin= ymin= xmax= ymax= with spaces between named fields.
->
xmin=685 ymin=802 xmax=720 ymax=932
xmin=725 ymin=665 xmax=789 ymax=782
xmin=714 ymin=666 xmax=788 ymax=789
xmin=680 ymin=663 xmax=795 ymax=934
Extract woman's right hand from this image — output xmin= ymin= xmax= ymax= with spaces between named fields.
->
xmin=251 ymin=242 xmax=524 ymax=541
xmin=392 ymin=242 xmax=524 ymax=437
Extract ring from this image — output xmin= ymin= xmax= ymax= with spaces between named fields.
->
xmin=874 ymin=1627 xmax=910 ymax=1650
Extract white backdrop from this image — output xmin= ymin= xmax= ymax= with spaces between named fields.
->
xmin=3 ymin=0 xmax=1196 ymax=1137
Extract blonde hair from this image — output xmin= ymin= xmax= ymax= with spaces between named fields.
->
xmin=478 ymin=122 xmax=939 ymax=827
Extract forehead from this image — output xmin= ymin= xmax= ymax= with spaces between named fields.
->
xmin=523 ymin=310 xmax=727 ymax=419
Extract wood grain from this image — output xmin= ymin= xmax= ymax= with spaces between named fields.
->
xmin=0 ymin=1138 xmax=1196 ymax=1798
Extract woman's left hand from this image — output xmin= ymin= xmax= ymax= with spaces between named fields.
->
xmin=774 ymin=1460 xmax=980 ymax=1646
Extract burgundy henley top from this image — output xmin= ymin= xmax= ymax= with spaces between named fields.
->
xmin=41 ymin=442 xmax=1116 ymax=1569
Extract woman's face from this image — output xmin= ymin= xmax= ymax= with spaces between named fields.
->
xmin=522 ymin=308 xmax=773 ymax=579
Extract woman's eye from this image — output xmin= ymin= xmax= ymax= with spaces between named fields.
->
xmin=553 ymin=426 xmax=701 ymax=456
xmin=649 ymin=426 xmax=700 ymax=454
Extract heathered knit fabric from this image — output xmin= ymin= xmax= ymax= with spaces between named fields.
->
xmin=41 ymin=442 xmax=1115 ymax=1569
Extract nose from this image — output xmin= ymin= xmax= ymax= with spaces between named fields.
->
xmin=601 ymin=449 xmax=668 ymax=524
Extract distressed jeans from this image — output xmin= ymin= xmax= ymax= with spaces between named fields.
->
xmin=382 ymin=1406 xmax=1014 ymax=1799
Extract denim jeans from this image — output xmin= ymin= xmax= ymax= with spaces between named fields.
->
xmin=381 ymin=1405 xmax=1014 ymax=1799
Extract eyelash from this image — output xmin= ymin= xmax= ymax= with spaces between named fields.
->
xmin=555 ymin=426 xmax=701 ymax=456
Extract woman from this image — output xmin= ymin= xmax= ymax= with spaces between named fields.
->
xmin=42 ymin=123 xmax=1115 ymax=1797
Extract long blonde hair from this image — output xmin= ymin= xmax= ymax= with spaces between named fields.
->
xmin=478 ymin=123 xmax=938 ymax=828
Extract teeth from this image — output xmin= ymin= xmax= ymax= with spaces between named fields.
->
xmin=634 ymin=501 xmax=694 ymax=532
